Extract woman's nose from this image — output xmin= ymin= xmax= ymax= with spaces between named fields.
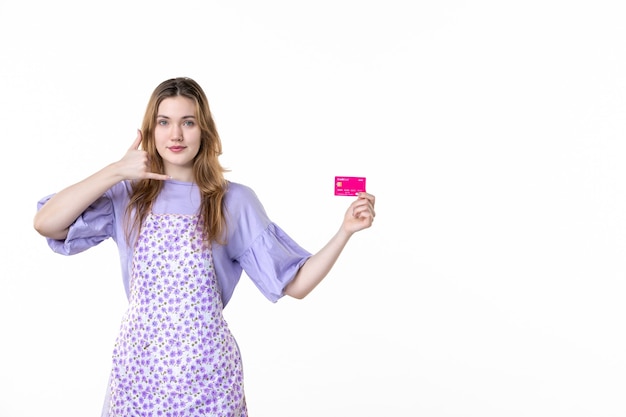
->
xmin=170 ymin=125 xmax=183 ymax=141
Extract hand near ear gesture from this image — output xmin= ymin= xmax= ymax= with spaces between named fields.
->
xmin=34 ymin=130 xmax=168 ymax=240
xmin=116 ymin=130 xmax=170 ymax=181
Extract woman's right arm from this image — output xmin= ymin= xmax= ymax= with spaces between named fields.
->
xmin=33 ymin=131 xmax=170 ymax=240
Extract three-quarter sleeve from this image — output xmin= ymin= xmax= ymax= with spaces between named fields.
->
xmin=236 ymin=223 xmax=311 ymax=302
xmin=36 ymin=194 xmax=115 ymax=256
xmin=219 ymin=183 xmax=312 ymax=303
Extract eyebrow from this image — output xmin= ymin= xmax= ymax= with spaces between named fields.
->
xmin=156 ymin=114 xmax=196 ymax=119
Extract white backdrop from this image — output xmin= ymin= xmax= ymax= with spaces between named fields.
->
xmin=1 ymin=1 xmax=625 ymax=416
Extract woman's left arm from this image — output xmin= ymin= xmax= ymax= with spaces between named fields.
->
xmin=283 ymin=192 xmax=376 ymax=299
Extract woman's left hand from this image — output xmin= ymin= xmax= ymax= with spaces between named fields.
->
xmin=342 ymin=192 xmax=376 ymax=234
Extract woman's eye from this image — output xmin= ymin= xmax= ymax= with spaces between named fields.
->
xmin=158 ymin=120 xmax=168 ymax=126
xmin=183 ymin=120 xmax=195 ymax=127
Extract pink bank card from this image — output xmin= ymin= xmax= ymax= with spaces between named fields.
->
xmin=334 ymin=176 xmax=366 ymax=196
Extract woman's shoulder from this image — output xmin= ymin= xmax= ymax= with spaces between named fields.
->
xmin=224 ymin=181 xmax=268 ymax=215
xmin=111 ymin=180 xmax=133 ymax=194
xmin=105 ymin=180 xmax=133 ymax=202
xmin=225 ymin=181 xmax=258 ymax=201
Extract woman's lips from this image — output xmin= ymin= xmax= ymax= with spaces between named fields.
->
xmin=168 ymin=146 xmax=186 ymax=152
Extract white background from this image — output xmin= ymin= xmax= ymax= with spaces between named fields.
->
xmin=1 ymin=1 xmax=625 ymax=416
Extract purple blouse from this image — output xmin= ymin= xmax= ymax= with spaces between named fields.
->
xmin=37 ymin=180 xmax=312 ymax=306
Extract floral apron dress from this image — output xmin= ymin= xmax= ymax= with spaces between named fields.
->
xmin=106 ymin=213 xmax=247 ymax=416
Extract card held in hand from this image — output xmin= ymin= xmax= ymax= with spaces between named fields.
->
xmin=334 ymin=176 xmax=366 ymax=196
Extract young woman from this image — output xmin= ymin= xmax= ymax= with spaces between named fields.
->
xmin=34 ymin=77 xmax=376 ymax=416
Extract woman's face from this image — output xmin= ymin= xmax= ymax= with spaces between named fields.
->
xmin=154 ymin=96 xmax=201 ymax=181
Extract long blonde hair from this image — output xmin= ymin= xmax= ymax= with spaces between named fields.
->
xmin=125 ymin=77 xmax=228 ymax=244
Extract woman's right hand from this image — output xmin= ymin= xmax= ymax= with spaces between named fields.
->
xmin=116 ymin=130 xmax=170 ymax=181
